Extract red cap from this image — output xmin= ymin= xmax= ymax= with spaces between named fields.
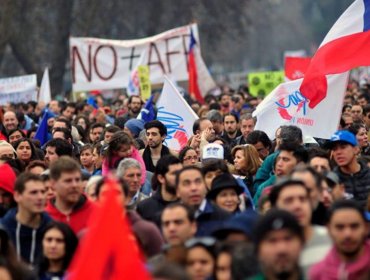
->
xmin=0 ymin=164 xmax=16 ymax=194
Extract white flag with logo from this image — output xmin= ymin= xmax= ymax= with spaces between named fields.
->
xmin=253 ymin=72 xmax=349 ymax=140
xmin=157 ymin=76 xmax=199 ymax=151
xmin=39 ymin=68 xmax=51 ymax=104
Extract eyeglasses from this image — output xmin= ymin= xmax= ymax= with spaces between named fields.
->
xmin=184 ymin=156 xmax=198 ymax=161
xmin=184 ymin=237 xmax=216 ymax=249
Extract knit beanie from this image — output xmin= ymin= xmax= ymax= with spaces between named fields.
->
xmin=124 ymin=119 xmax=145 ymax=138
xmin=0 ymin=163 xmax=16 ymax=194
xmin=253 ymin=209 xmax=304 ymax=249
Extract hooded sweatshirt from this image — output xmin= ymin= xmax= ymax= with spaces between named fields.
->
xmin=309 ymin=241 xmax=370 ymax=280
xmin=45 ymin=194 xmax=95 ymax=235
xmin=0 ymin=208 xmax=52 ymax=265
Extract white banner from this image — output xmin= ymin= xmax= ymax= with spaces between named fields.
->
xmin=0 ymin=74 xmax=37 ymax=105
xmin=157 ymin=76 xmax=199 ymax=151
xmin=253 ymin=73 xmax=349 ymax=140
xmin=71 ymin=24 xmax=203 ymax=92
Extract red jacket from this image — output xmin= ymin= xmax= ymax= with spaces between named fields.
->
xmin=45 ymin=195 xmax=96 ymax=235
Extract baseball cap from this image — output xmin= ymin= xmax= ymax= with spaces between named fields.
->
xmin=325 ymin=130 xmax=357 ymax=149
xmin=202 ymin=143 xmax=224 ymax=161
xmin=325 ymin=171 xmax=340 ymax=186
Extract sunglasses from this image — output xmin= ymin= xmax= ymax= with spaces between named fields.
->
xmin=184 ymin=237 xmax=216 ymax=249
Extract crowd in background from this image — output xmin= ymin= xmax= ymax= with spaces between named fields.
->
xmin=0 ymin=78 xmax=368 ymax=279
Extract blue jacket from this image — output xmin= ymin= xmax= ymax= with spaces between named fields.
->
xmin=1 ymin=208 xmax=53 ymax=265
xmin=196 ymin=200 xmax=231 ymax=237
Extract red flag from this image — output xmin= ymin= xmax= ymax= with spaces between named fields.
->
xmin=284 ymin=57 xmax=311 ymax=81
xmin=68 ymin=179 xmax=151 ymax=280
xmin=188 ymin=29 xmax=204 ymax=103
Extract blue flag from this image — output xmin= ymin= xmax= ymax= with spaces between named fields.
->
xmin=87 ymin=96 xmax=98 ymax=109
xmin=139 ymin=94 xmax=156 ymax=123
xmin=34 ymin=110 xmax=54 ymax=145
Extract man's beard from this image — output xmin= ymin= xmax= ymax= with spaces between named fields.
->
xmin=149 ymin=142 xmax=161 ymax=149
xmin=164 ymin=182 xmax=176 ymax=196
xmin=340 ymin=239 xmax=364 ymax=258
xmin=227 ymin=129 xmax=237 ymax=135
xmin=131 ymin=108 xmax=141 ymax=115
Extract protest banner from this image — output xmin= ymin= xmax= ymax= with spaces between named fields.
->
xmin=71 ymin=24 xmax=215 ymax=94
xmin=137 ymin=65 xmax=151 ymax=100
xmin=157 ymin=76 xmax=198 ymax=151
xmin=248 ymin=71 xmax=284 ymax=97
xmin=253 ymin=72 xmax=348 ymax=140
xmin=0 ymin=74 xmax=37 ymax=105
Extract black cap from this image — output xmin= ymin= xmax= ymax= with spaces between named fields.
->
xmin=253 ymin=209 xmax=304 ymax=248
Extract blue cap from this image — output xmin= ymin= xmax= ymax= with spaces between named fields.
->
xmin=327 ymin=130 xmax=358 ymax=148
xmin=365 ymin=211 xmax=370 ymax=222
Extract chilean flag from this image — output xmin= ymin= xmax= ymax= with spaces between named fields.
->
xmin=300 ymin=0 xmax=370 ymax=108
xmin=285 ymin=57 xmax=311 ymax=81
xmin=188 ymin=28 xmax=204 ymax=103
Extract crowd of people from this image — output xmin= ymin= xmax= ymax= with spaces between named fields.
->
xmin=0 ymin=79 xmax=368 ymax=280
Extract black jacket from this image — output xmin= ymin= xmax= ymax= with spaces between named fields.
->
xmin=334 ymin=161 xmax=370 ymax=207
xmin=136 ymin=190 xmax=179 ymax=228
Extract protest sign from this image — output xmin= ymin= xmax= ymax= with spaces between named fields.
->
xmin=71 ymin=24 xmax=214 ymax=93
xmin=0 ymin=74 xmax=37 ymax=105
xmin=137 ymin=65 xmax=151 ymax=100
xmin=157 ymin=76 xmax=198 ymax=151
xmin=248 ymin=71 xmax=284 ymax=97
xmin=253 ymin=73 xmax=348 ymax=140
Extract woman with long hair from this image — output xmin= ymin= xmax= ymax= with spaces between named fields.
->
xmin=37 ymin=222 xmax=78 ymax=280
xmin=0 ymin=225 xmax=35 ymax=280
xmin=12 ymin=138 xmax=39 ymax=166
xmin=231 ymin=144 xmax=262 ymax=196
xmin=102 ymin=131 xmax=146 ymax=184
xmin=179 ymin=146 xmax=199 ymax=167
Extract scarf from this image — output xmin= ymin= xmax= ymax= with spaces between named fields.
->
xmin=142 ymin=145 xmax=170 ymax=172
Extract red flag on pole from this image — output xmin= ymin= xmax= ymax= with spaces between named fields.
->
xmin=188 ymin=28 xmax=204 ymax=104
xmin=68 ymin=179 xmax=152 ymax=280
